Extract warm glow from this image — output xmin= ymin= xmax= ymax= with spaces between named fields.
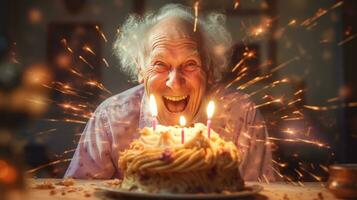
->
xmin=179 ymin=116 xmax=186 ymax=126
xmin=0 ymin=160 xmax=17 ymax=184
xmin=149 ymin=94 xmax=158 ymax=117
xmin=254 ymin=27 xmax=264 ymax=36
xmin=206 ymin=101 xmax=215 ymax=119
xmin=234 ymin=0 xmax=240 ymax=9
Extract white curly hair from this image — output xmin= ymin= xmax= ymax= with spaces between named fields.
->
xmin=113 ymin=3 xmax=232 ymax=83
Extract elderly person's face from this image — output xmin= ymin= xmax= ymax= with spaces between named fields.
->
xmin=139 ymin=17 xmax=208 ymax=126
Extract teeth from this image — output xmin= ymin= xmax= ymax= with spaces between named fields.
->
xmin=163 ymin=95 xmax=188 ymax=101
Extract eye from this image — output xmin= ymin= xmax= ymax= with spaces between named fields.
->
xmin=183 ymin=60 xmax=199 ymax=72
xmin=153 ymin=61 xmax=169 ymax=73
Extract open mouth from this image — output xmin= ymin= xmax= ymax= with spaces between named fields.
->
xmin=162 ymin=95 xmax=189 ymax=113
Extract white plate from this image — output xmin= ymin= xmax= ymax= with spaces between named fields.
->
xmin=97 ymin=184 xmax=263 ymax=199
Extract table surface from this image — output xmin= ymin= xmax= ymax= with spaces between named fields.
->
xmin=16 ymin=179 xmax=338 ymax=200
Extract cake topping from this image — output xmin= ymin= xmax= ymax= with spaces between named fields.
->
xmin=160 ymin=148 xmax=173 ymax=162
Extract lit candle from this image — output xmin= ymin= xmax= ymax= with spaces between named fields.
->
xmin=206 ymin=101 xmax=215 ymax=138
xmin=149 ymin=94 xmax=158 ymax=131
xmin=180 ymin=116 xmax=186 ymax=144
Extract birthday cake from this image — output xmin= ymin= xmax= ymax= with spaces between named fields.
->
xmin=118 ymin=123 xmax=244 ymax=193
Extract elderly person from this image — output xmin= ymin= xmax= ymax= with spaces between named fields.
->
xmin=65 ymin=4 xmax=275 ymax=181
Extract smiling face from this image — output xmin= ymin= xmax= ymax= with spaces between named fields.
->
xmin=139 ymin=17 xmax=208 ymax=126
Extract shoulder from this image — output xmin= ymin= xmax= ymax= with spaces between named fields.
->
xmin=95 ymin=84 xmax=144 ymax=116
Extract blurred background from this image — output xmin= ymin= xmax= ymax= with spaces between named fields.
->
xmin=0 ymin=0 xmax=356 ymax=187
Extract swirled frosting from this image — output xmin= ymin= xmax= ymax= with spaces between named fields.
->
xmin=118 ymin=123 xmax=244 ymax=193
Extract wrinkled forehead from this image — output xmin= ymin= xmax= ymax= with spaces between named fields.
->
xmin=146 ymin=17 xmax=202 ymax=52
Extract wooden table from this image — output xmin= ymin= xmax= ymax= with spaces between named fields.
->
xmin=11 ymin=179 xmax=338 ymax=200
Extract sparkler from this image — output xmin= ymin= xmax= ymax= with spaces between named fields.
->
xmin=63 ymin=148 xmax=76 ymax=155
xmin=330 ymin=1 xmax=343 ymax=9
xmin=231 ymin=59 xmax=245 ymax=72
xmin=82 ymin=45 xmax=96 ymax=56
xmin=270 ymin=56 xmax=300 ymax=73
xmin=294 ymin=89 xmax=304 ymax=96
xmin=338 ymin=33 xmax=357 ymax=46
xmin=42 ymin=82 xmax=86 ymax=98
xmin=319 ymin=164 xmax=328 ymax=173
xmin=294 ymin=169 xmax=304 ymax=178
xmin=85 ymin=80 xmax=112 ymax=94
xmin=225 ymin=72 xmax=247 ymax=89
xmin=301 ymin=1 xmax=343 ymax=29
xmin=281 ymin=128 xmax=295 ymax=135
xmin=288 ymin=19 xmax=297 ymax=26
xmin=301 ymin=8 xmax=327 ymax=27
xmin=231 ymin=50 xmax=255 ymax=73
xmin=102 ymin=58 xmax=109 ymax=67
xmin=61 ymin=38 xmax=73 ymax=53
xmin=268 ymin=137 xmax=329 ymax=148
xmin=67 ymin=68 xmax=84 ymax=78
xmin=79 ymin=55 xmax=94 ymax=69
xmin=233 ymin=0 xmax=240 ymax=9
xmin=327 ymin=96 xmax=341 ymax=103
xmin=58 ymin=103 xmax=83 ymax=112
xmin=299 ymin=166 xmax=324 ymax=183
xmin=41 ymin=118 xmax=87 ymax=124
xmin=283 ymin=117 xmax=304 ymax=121
xmin=272 ymin=167 xmax=284 ymax=178
xmin=56 ymin=102 xmax=93 ymax=119
xmin=248 ymin=78 xmax=289 ymax=97
xmin=95 ymin=25 xmax=108 ymax=42
xmin=233 ymin=0 xmax=240 ymax=10
xmin=237 ymin=74 xmax=272 ymax=90
xmin=287 ymin=99 xmax=302 ymax=106
xmin=27 ymin=158 xmax=72 ymax=174
xmin=254 ymin=98 xmax=282 ymax=109
xmin=272 ymin=160 xmax=288 ymax=168
xmin=35 ymin=128 xmax=57 ymax=136
xmin=304 ymin=104 xmax=339 ymax=111
xmin=262 ymin=174 xmax=270 ymax=184
xmin=193 ymin=1 xmax=199 ymax=32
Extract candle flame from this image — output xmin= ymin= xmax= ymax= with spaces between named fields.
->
xmin=180 ymin=116 xmax=186 ymax=126
xmin=149 ymin=94 xmax=158 ymax=117
xmin=207 ymin=100 xmax=215 ymax=119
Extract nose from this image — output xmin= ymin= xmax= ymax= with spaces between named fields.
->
xmin=166 ymin=68 xmax=185 ymax=90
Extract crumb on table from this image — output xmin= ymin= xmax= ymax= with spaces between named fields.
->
xmin=104 ymin=178 xmax=122 ymax=187
xmin=33 ymin=181 xmax=55 ymax=189
xmin=49 ymin=190 xmax=57 ymax=195
xmin=56 ymin=178 xmax=75 ymax=186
